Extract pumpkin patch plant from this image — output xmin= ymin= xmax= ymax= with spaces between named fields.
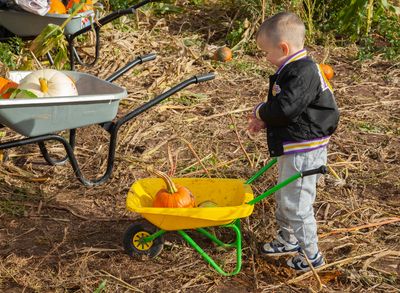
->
xmin=30 ymin=3 xmax=85 ymax=69
xmin=148 ymin=167 xmax=195 ymax=208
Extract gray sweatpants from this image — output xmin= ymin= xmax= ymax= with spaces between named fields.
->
xmin=275 ymin=147 xmax=327 ymax=258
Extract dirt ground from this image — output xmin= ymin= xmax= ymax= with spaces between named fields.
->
xmin=0 ymin=3 xmax=399 ymax=292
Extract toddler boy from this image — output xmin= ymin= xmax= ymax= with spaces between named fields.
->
xmin=249 ymin=12 xmax=339 ymax=271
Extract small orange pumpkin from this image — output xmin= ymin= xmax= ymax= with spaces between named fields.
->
xmin=0 ymin=77 xmax=18 ymax=99
xmin=48 ymin=0 xmax=67 ymax=14
xmin=66 ymin=0 xmax=93 ymax=12
xmin=213 ymin=47 xmax=233 ymax=62
xmin=0 ymin=77 xmax=9 ymax=90
xmin=148 ymin=168 xmax=195 ymax=208
xmin=319 ymin=64 xmax=334 ymax=80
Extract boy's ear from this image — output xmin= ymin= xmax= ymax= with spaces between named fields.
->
xmin=279 ymin=42 xmax=290 ymax=56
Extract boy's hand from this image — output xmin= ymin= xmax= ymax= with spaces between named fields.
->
xmin=248 ymin=115 xmax=266 ymax=134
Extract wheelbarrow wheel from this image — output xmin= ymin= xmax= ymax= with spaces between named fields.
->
xmin=123 ymin=220 xmax=164 ymax=258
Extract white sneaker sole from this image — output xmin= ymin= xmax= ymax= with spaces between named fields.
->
xmin=260 ymin=250 xmax=299 ymax=257
xmin=288 ymin=260 xmax=326 ymax=272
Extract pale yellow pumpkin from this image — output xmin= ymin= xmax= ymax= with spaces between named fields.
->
xmin=197 ymin=200 xmax=218 ymax=208
xmin=16 ymin=69 xmax=78 ymax=98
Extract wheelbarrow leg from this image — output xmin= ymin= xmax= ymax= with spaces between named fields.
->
xmin=197 ymin=228 xmax=228 ymax=248
xmin=38 ymin=129 xmax=76 ymax=166
xmin=196 ymin=221 xmax=240 ymax=249
xmin=178 ymin=222 xmax=242 ymax=276
xmin=46 ymin=52 xmax=54 ymax=66
xmin=0 ymin=133 xmax=111 ymax=186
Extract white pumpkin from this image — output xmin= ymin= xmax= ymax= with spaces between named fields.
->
xmin=16 ymin=69 xmax=78 ymax=98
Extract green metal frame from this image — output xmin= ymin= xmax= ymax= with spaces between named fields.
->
xmin=140 ymin=229 xmax=166 ymax=243
xmin=137 ymin=158 xmax=308 ymax=276
xmin=180 ymin=220 xmax=242 ymax=276
xmin=245 ymin=157 xmax=277 ymax=185
xmin=140 ymin=220 xmax=242 ymax=276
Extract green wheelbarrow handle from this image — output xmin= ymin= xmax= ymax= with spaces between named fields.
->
xmin=246 ymin=159 xmax=327 ymax=205
xmin=245 ymin=157 xmax=278 ymax=185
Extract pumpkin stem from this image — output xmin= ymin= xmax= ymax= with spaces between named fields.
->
xmin=39 ymin=78 xmax=48 ymax=93
xmin=147 ymin=167 xmax=178 ymax=194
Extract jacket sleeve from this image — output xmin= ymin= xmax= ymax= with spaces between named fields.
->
xmin=256 ymin=70 xmax=316 ymax=127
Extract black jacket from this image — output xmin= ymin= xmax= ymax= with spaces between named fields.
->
xmin=256 ymin=57 xmax=339 ymax=157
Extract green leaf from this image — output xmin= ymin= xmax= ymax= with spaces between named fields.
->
xmin=389 ymin=5 xmax=400 ymax=15
xmin=29 ymin=4 xmax=83 ymax=69
xmin=381 ymin=0 xmax=389 ymax=7
xmin=2 ymin=86 xmax=17 ymax=97
xmin=54 ymin=46 xmax=68 ymax=70
xmin=153 ymin=3 xmax=184 ymax=15
xmin=93 ymin=280 xmax=106 ymax=293
xmin=9 ymin=89 xmax=38 ymax=99
xmin=380 ymin=0 xmax=400 ymax=14
xmin=30 ymin=24 xmax=65 ymax=56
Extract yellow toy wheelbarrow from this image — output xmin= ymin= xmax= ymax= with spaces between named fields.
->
xmin=123 ymin=158 xmax=327 ymax=276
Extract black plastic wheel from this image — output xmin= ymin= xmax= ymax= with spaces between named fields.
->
xmin=123 ymin=219 xmax=164 ymax=258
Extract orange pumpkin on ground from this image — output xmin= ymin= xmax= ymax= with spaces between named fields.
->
xmin=319 ymin=64 xmax=334 ymax=80
xmin=48 ymin=0 xmax=67 ymax=14
xmin=213 ymin=47 xmax=233 ymax=62
xmin=0 ymin=77 xmax=18 ymax=99
xmin=66 ymin=0 xmax=93 ymax=12
xmin=148 ymin=168 xmax=195 ymax=208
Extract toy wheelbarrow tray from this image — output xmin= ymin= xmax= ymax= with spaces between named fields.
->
xmin=0 ymin=0 xmax=158 ymax=69
xmin=123 ymin=159 xmax=327 ymax=276
xmin=0 ymin=53 xmax=215 ymax=186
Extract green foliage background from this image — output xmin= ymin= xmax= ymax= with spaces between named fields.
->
xmin=225 ymin=0 xmax=400 ymax=60
xmin=0 ymin=0 xmax=399 ymax=70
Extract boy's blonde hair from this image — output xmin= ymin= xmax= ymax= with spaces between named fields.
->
xmin=257 ymin=12 xmax=305 ymax=49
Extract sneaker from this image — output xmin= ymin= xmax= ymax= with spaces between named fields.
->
xmin=260 ymin=230 xmax=301 ymax=256
xmin=287 ymin=251 xmax=325 ymax=272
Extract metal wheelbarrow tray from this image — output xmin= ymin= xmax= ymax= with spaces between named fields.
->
xmin=0 ymin=0 xmax=158 ymax=69
xmin=0 ymin=71 xmax=127 ymax=137
xmin=0 ymin=53 xmax=215 ymax=186
xmin=0 ymin=9 xmax=94 ymax=36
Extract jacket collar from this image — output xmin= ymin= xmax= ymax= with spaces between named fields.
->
xmin=276 ymin=48 xmax=307 ymax=75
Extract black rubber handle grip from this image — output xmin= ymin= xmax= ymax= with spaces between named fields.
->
xmin=302 ymin=165 xmax=327 ymax=177
xmin=105 ymin=53 xmax=156 ymax=82
xmin=195 ymin=72 xmax=216 ymax=83
xmin=139 ymin=53 xmax=157 ymax=63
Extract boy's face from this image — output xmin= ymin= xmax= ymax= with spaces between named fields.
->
xmin=257 ymin=35 xmax=288 ymax=68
